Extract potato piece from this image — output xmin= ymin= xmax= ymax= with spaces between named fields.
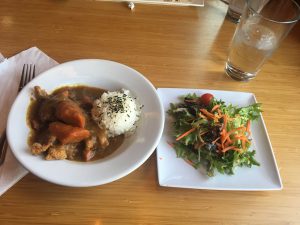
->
xmin=49 ymin=122 xmax=90 ymax=144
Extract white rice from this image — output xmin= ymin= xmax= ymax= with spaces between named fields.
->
xmin=92 ymin=89 xmax=142 ymax=137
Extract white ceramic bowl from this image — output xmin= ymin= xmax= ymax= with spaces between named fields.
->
xmin=7 ymin=59 xmax=164 ymax=187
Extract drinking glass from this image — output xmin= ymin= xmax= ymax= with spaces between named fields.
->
xmin=227 ymin=0 xmax=246 ymax=23
xmin=225 ymin=0 xmax=300 ymax=81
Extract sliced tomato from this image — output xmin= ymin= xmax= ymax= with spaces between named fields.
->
xmin=200 ymin=93 xmax=214 ymax=106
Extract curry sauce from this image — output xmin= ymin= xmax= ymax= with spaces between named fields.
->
xmin=27 ymin=85 xmax=124 ymax=162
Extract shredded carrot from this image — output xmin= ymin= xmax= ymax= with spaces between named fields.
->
xmin=234 ymin=135 xmax=250 ymax=143
xmin=222 ymin=127 xmax=245 ymax=142
xmin=231 ymin=126 xmax=246 ymax=133
xmin=199 ymin=109 xmax=215 ymax=120
xmin=215 ymin=142 xmax=222 ymax=151
xmin=211 ymin=104 xmax=220 ymax=112
xmin=242 ymin=139 xmax=246 ymax=149
xmin=199 ymin=113 xmax=208 ymax=120
xmin=223 ymin=115 xmax=228 ymax=131
xmin=217 ymin=109 xmax=222 ymax=118
xmin=246 ymin=120 xmax=250 ymax=130
xmin=214 ymin=114 xmax=222 ymax=120
xmin=176 ymin=127 xmax=196 ymax=141
xmin=215 ymin=142 xmax=222 ymax=147
xmin=224 ymin=141 xmax=230 ymax=148
xmin=184 ymin=159 xmax=194 ymax=166
xmin=234 ymin=135 xmax=250 ymax=150
xmin=246 ymin=120 xmax=251 ymax=137
xmin=221 ymin=145 xmax=242 ymax=153
xmin=212 ymin=137 xmax=220 ymax=144
xmin=199 ymin=131 xmax=208 ymax=136
xmin=215 ymin=113 xmax=250 ymax=153
xmin=222 ymin=134 xmax=233 ymax=148
xmin=220 ymin=129 xmax=227 ymax=146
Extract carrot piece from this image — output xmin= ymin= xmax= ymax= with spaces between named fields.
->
xmin=199 ymin=109 xmax=215 ymax=120
xmin=199 ymin=131 xmax=208 ymax=136
xmin=217 ymin=109 xmax=222 ymax=117
xmin=223 ymin=135 xmax=232 ymax=145
xmin=233 ymin=135 xmax=250 ymax=142
xmin=246 ymin=120 xmax=252 ymax=137
xmin=49 ymin=122 xmax=90 ymax=144
xmin=246 ymin=120 xmax=250 ymax=131
xmin=55 ymin=100 xmax=86 ymax=128
xmin=232 ymin=134 xmax=250 ymax=150
xmin=219 ymin=115 xmax=229 ymax=148
xmin=224 ymin=141 xmax=230 ymax=148
xmin=212 ymin=137 xmax=220 ymax=144
xmin=221 ymin=145 xmax=242 ymax=153
xmin=176 ymin=127 xmax=196 ymax=141
xmin=222 ymin=127 xmax=245 ymax=143
xmin=223 ymin=115 xmax=228 ymax=131
xmin=242 ymin=139 xmax=246 ymax=149
xmin=211 ymin=104 xmax=220 ymax=112
xmin=199 ymin=113 xmax=208 ymax=120
xmin=215 ymin=142 xmax=222 ymax=151
xmin=184 ymin=159 xmax=194 ymax=166
xmin=220 ymin=129 xmax=227 ymax=147
xmin=225 ymin=137 xmax=233 ymax=145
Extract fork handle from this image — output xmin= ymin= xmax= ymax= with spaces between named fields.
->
xmin=0 ymin=131 xmax=8 ymax=166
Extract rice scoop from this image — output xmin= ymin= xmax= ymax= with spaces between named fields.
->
xmin=92 ymin=89 xmax=142 ymax=137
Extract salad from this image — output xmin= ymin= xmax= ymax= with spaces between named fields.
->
xmin=168 ymin=93 xmax=262 ymax=177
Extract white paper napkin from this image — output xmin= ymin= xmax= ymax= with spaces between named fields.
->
xmin=0 ymin=53 xmax=5 ymax=63
xmin=0 ymin=47 xmax=58 ymax=196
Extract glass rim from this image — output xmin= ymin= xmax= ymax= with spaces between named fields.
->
xmin=246 ymin=0 xmax=300 ymax=24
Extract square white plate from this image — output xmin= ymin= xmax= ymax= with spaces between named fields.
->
xmin=156 ymin=88 xmax=282 ymax=191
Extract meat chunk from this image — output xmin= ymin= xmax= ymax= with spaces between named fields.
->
xmin=63 ymin=143 xmax=80 ymax=160
xmin=49 ymin=122 xmax=90 ymax=144
xmin=30 ymin=119 xmax=41 ymax=130
xmin=34 ymin=86 xmax=49 ymax=99
xmin=55 ymin=100 xmax=86 ymax=128
xmin=53 ymin=89 xmax=69 ymax=99
xmin=38 ymin=100 xmax=57 ymax=122
xmin=30 ymin=135 xmax=56 ymax=155
xmin=85 ymin=136 xmax=97 ymax=152
xmin=35 ymin=87 xmax=70 ymax=123
xmin=82 ymin=136 xmax=97 ymax=161
xmin=45 ymin=146 xmax=67 ymax=160
xmin=80 ymin=95 xmax=93 ymax=110
xmin=31 ymin=143 xmax=46 ymax=155
xmin=96 ymin=128 xmax=109 ymax=149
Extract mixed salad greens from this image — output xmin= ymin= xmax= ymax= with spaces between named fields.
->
xmin=168 ymin=93 xmax=262 ymax=177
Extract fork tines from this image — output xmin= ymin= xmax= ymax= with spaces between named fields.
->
xmin=19 ymin=64 xmax=36 ymax=91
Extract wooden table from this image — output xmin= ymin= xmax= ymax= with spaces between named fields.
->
xmin=1 ymin=0 xmax=300 ymax=224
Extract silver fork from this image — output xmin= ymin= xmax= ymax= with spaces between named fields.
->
xmin=0 ymin=64 xmax=36 ymax=166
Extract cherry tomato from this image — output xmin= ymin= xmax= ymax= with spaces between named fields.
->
xmin=200 ymin=93 xmax=214 ymax=106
